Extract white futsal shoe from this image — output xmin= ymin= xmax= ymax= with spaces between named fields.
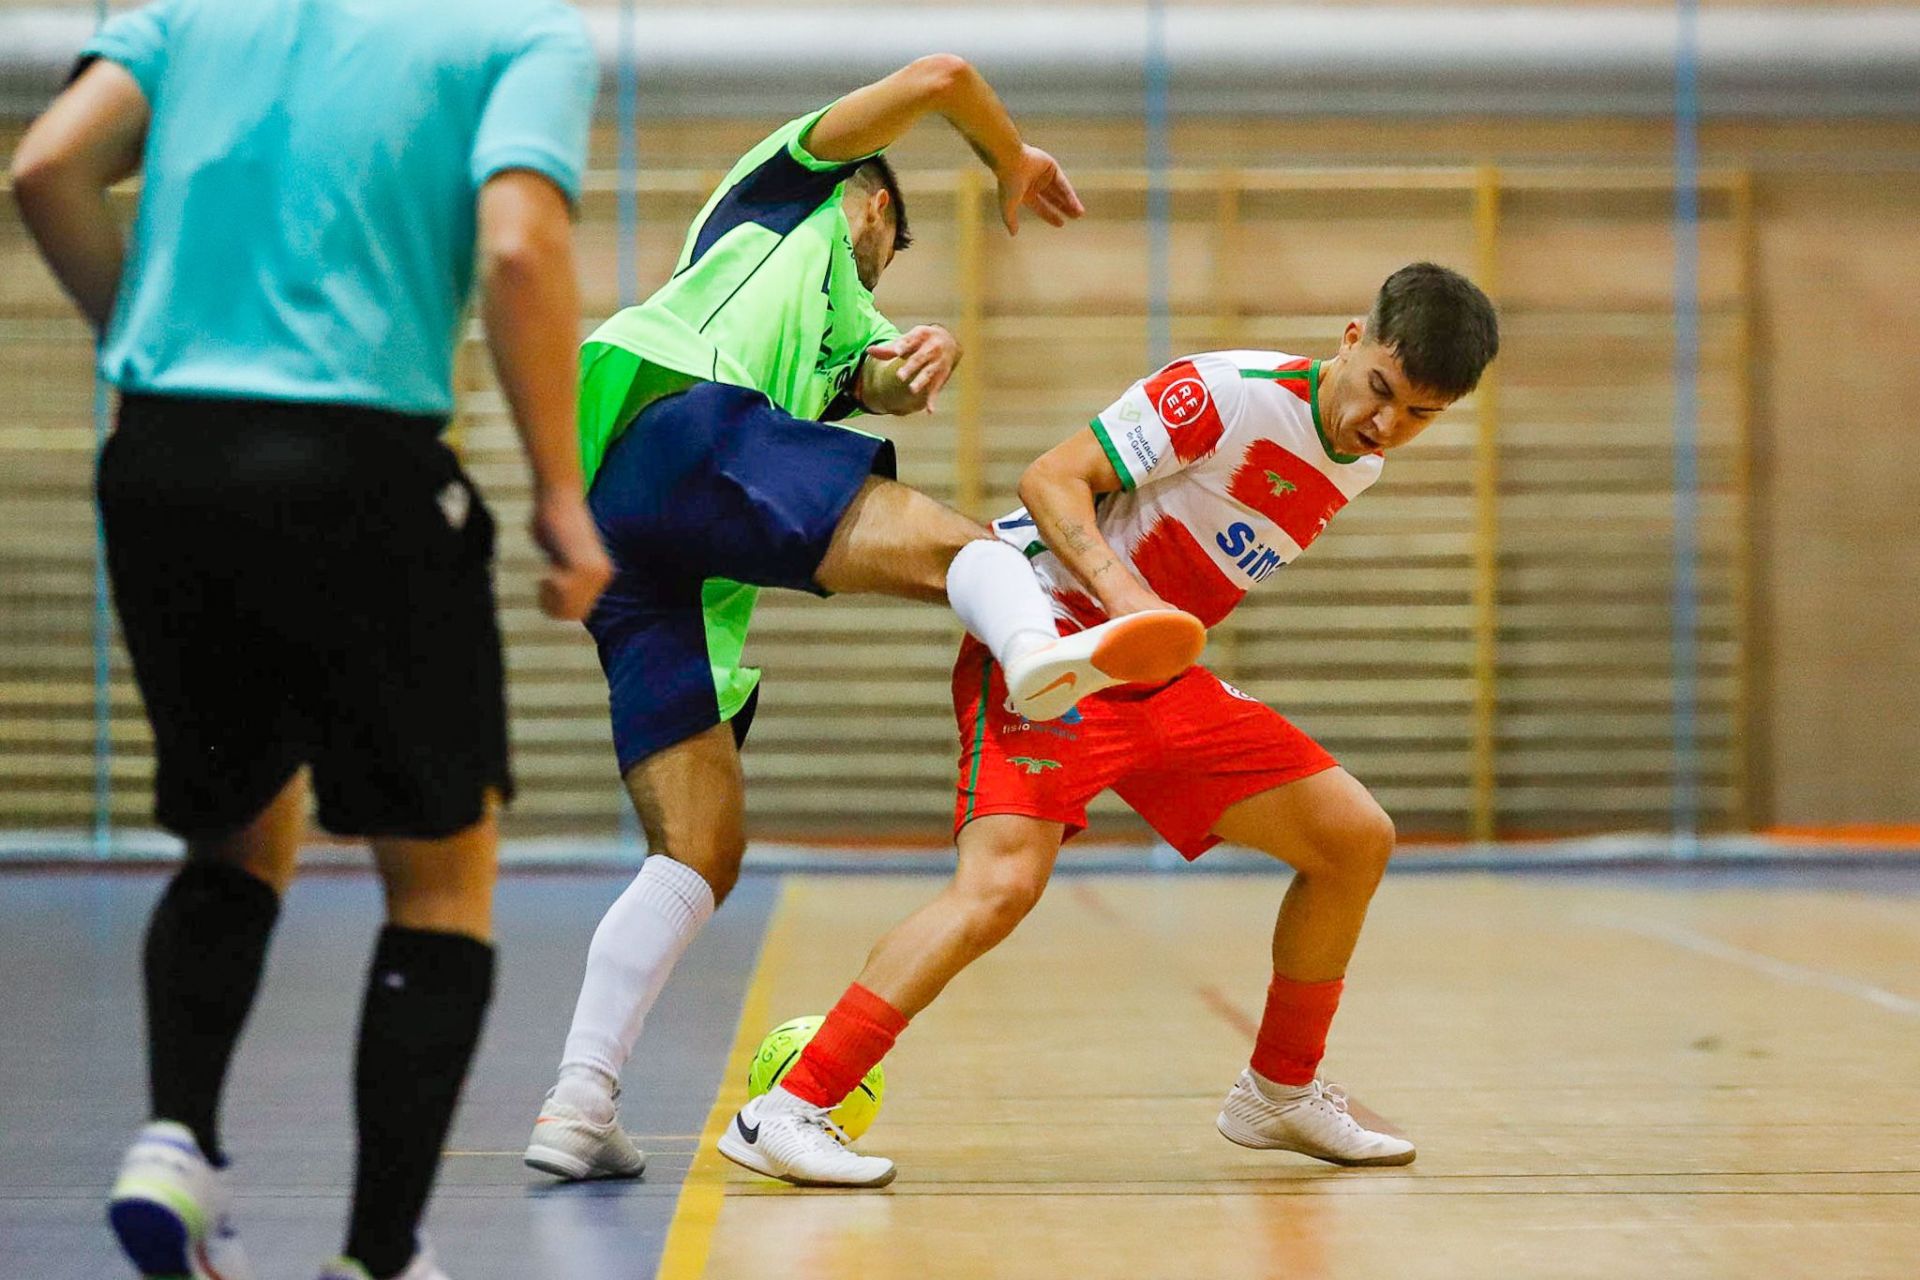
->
xmin=523 ymin=1088 xmax=648 ymax=1181
xmin=1002 ymin=609 xmax=1206 ymax=721
xmin=717 ymin=1090 xmax=896 ymax=1188
xmin=318 ymin=1240 xmax=449 ymax=1280
xmin=107 ymin=1121 xmax=254 ymax=1280
xmin=1216 ymin=1070 xmax=1417 ymax=1167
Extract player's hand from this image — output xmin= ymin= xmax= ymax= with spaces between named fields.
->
xmin=866 ymin=325 xmax=961 ymax=412
xmin=530 ymin=490 xmax=614 ymax=622
xmin=996 ymin=145 xmax=1085 ymax=235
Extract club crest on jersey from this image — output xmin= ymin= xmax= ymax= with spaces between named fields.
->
xmin=1216 ymin=521 xmax=1285 ymax=583
xmin=1155 ymin=376 xmax=1210 ymax=428
xmin=1143 ymin=360 xmax=1226 ymax=462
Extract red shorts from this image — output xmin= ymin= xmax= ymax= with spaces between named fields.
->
xmin=951 ymin=637 xmax=1339 ymax=858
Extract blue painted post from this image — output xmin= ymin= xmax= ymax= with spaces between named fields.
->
xmin=1144 ymin=0 xmax=1179 ymax=865
xmin=92 ymin=386 xmax=112 ymax=858
xmin=1671 ymin=0 xmax=1702 ymax=853
xmin=616 ymin=0 xmax=642 ymax=846
xmin=616 ymin=0 xmax=640 ymax=310
xmin=91 ymin=0 xmax=112 ymax=859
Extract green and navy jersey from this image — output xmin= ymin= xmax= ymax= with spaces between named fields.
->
xmin=993 ymin=351 xmax=1384 ymax=630
xmin=577 ymin=104 xmax=901 ymax=485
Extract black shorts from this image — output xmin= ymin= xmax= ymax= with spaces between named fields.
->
xmin=97 ymin=394 xmax=511 ymax=840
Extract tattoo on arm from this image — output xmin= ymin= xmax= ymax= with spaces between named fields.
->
xmin=1057 ymin=520 xmax=1097 ymax=555
xmin=1055 ymin=519 xmax=1119 ymax=580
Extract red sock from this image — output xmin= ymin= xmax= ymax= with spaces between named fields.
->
xmin=1249 ymin=973 xmax=1344 ymax=1086
xmin=780 ymin=983 xmax=909 ymax=1108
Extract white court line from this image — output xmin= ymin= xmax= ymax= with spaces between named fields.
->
xmin=1589 ymin=912 xmax=1920 ymax=1019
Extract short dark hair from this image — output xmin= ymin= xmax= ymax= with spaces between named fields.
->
xmin=1366 ymin=262 xmax=1499 ymax=398
xmin=850 ymin=157 xmax=912 ymax=253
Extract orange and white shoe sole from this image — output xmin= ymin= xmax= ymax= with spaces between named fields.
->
xmin=1005 ymin=609 xmax=1206 ymax=721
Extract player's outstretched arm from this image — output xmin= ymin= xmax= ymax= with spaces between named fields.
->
xmin=9 ymin=60 xmax=148 ymax=331
xmin=858 ymin=325 xmax=961 ymax=415
xmin=477 ymin=170 xmax=613 ymax=622
xmin=1020 ymin=432 xmax=1174 ymax=617
xmin=804 ymin=55 xmax=1084 ymax=235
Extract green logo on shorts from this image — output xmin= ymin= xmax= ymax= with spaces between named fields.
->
xmin=1008 ymin=756 xmax=1062 ymax=776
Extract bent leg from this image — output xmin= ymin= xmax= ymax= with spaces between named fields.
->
xmin=850 ymin=813 xmax=1065 ymax=1016
xmin=554 ymin=725 xmax=741 ymax=1101
xmin=1213 ymin=759 xmax=1397 ymax=1128
xmin=1211 ymin=767 xmax=1396 ymax=982
xmin=816 ymin=478 xmax=1064 ymax=677
xmin=141 ymin=769 xmax=307 ymax=1164
xmin=814 ymin=476 xmax=990 ymax=602
xmin=1208 ymin=769 xmax=1413 ymax=1164
xmin=778 ymin=814 xmax=1064 ymax=1116
xmin=343 ymin=801 xmax=503 ymax=1278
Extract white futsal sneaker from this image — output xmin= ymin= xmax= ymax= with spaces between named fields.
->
xmin=523 ymin=1088 xmax=648 ymax=1181
xmin=717 ymin=1090 xmax=896 ymax=1188
xmin=317 ymin=1240 xmax=449 ymax=1280
xmin=1215 ymin=1069 xmax=1417 ymax=1167
xmin=1001 ymin=608 xmax=1206 ymax=721
xmin=107 ymin=1121 xmax=255 ymax=1280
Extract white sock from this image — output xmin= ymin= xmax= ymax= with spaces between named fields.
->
xmin=761 ymin=1086 xmax=815 ymax=1115
xmin=556 ymin=855 xmax=716 ymax=1122
xmin=945 ymin=540 xmax=1059 ymax=666
xmin=551 ymin=1063 xmax=619 ymax=1120
xmin=1249 ymin=1068 xmax=1315 ymax=1102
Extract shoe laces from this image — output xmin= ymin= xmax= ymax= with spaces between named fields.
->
xmin=1308 ymin=1080 xmax=1351 ymax=1115
xmin=794 ymin=1105 xmax=854 ymax=1149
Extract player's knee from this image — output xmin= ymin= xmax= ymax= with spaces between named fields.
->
xmin=1330 ymin=802 xmax=1396 ymax=886
xmin=668 ymin=834 xmax=746 ymax=905
xmin=959 ymin=867 xmax=1047 ymax=950
xmin=930 ymin=522 xmax=999 ymax=592
xmin=708 ymin=839 xmax=747 ymax=905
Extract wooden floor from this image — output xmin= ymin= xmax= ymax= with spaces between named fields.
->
xmin=664 ymin=870 xmax=1920 ymax=1280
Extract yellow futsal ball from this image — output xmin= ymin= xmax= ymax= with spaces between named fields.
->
xmin=746 ymin=1015 xmax=885 ymax=1141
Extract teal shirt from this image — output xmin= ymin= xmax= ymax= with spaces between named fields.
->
xmin=85 ymin=0 xmax=594 ymax=415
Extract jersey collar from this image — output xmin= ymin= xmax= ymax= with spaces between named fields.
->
xmin=1310 ymin=359 xmax=1362 ymax=465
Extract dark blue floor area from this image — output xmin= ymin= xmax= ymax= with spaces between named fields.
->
xmin=0 ymin=870 xmax=776 ymax=1280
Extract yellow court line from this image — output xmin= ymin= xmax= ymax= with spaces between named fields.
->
xmin=655 ymin=879 xmax=797 ymax=1280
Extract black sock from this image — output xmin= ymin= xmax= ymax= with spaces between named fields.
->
xmin=143 ymin=860 xmax=281 ymax=1165
xmin=345 ymin=926 xmax=495 ymax=1279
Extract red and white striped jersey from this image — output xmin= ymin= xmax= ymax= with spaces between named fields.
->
xmin=993 ymin=350 xmax=1383 ymax=631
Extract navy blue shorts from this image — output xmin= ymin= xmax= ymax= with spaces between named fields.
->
xmin=586 ymin=382 xmax=896 ymax=773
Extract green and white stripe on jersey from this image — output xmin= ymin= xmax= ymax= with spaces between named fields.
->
xmin=1238 ymin=359 xmax=1358 ymax=464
